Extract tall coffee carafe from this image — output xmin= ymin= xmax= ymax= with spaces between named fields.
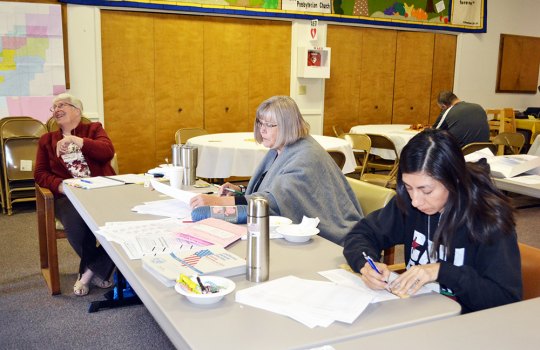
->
xmin=246 ymin=196 xmax=269 ymax=282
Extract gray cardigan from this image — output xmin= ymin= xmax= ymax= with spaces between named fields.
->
xmin=245 ymin=135 xmax=363 ymax=245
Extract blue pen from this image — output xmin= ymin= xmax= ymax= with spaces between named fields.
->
xmin=362 ymin=251 xmax=382 ymax=274
xmin=80 ymin=179 xmax=92 ymax=184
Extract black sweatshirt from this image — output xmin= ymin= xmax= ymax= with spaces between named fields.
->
xmin=343 ymin=197 xmax=522 ymax=313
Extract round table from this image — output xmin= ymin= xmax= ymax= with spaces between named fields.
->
xmin=349 ymin=124 xmax=420 ymax=159
xmin=186 ymin=132 xmax=356 ymax=178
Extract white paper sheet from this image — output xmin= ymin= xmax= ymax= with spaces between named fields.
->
xmin=318 ymin=269 xmax=438 ymax=303
xmin=132 ymin=198 xmax=192 ymax=219
xmin=235 ymin=275 xmax=372 ymax=328
xmin=150 ymin=179 xmax=197 ymax=204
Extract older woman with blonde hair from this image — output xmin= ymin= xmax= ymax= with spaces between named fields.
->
xmin=35 ymin=93 xmax=116 ymax=296
xmin=190 ymin=96 xmax=363 ymax=245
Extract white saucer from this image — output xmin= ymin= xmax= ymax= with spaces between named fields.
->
xmin=276 ymin=225 xmax=319 ymax=243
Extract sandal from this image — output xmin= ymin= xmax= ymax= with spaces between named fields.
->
xmin=91 ymin=275 xmax=113 ymax=289
xmin=73 ymin=277 xmax=90 ymax=296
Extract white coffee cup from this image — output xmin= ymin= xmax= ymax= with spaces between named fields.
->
xmin=169 ymin=166 xmax=184 ymax=189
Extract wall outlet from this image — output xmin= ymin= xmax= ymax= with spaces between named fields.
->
xmin=298 ymin=85 xmax=307 ymax=95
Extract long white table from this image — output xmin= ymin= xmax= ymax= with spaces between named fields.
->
xmin=349 ymin=124 xmax=419 ymax=159
xmin=331 ymin=297 xmax=540 ymax=349
xmin=186 ymin=132 xmax=357 ymax=178
xmin=64 ymin=184 xmax=460 ymax=349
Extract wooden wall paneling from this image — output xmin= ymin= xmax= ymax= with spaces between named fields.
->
xmin=358 ymin=28 xmax=397 ymax=125
xmin=248 ymin=19 xmax=291 ymax=130
xmin=497 ymin=34 xmax=540 ymax=93
xmin=154 ymin=13 xmax=204 ymax=165
xmin=101 ymin=11 xmax=156 ymax=174
xmin=324 ymin=25 xmax=363 ymax=136
xmin=429 ymin=34 xmax=457 ymax=125
xmin=203 ymin=17 xmax=250 ymax=133
xmin=392 ymin=31 xmax=435 ymax=125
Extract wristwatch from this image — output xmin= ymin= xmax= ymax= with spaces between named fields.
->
xmin=238 ymin=185 xmax=246 ymax=194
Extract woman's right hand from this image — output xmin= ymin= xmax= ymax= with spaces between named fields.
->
xmin=359 ymin=261 xmax=391 ymax=290
xmin=218 ymin=182 xmax=242 ymax=196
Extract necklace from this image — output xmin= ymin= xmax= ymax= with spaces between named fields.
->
xmin=427 ymin=216 xmax=431 ymax=263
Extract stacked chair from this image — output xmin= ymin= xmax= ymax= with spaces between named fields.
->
xmin=0 ymin=117 xmax=47 ymax=215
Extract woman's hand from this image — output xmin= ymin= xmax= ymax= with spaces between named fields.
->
xmin=359 ymin=261 xmax=391 ymax=290
xmin=189 ymin=194 xmax=234 ymax=209
xmin=217 ymin=182 xmax=242 ymax=196
xmin=56 ymin=135 xmax=84 ymax=157
xmin=389 ymin=263 xmax=440 ymax=296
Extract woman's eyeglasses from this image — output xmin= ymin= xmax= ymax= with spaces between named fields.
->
xmin=50 ymin=102 xmax=77 ymax=112
xmin=256 ymin=119 xmax=278 ymax=129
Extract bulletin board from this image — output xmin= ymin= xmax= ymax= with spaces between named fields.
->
xmin=61 ymin=0 xmax=487 ymax=33
xmin=497 ymin=34 xmax=540 ymax=93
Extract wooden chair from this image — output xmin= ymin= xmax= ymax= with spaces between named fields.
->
xmin=461 ymin=142 xmax=498 ymax=156
xmin=518 ymin=243 xmax=540 ymax=300
xmin=327 ymin=150 xmax=346 ymax=170
xmin=36 ymin=184 xmax=66 ymax=295
xmin=492 ymin=132 xmax=526 ymax=155
xmin=486 ymin=108 xmax=517 ymax=141
xmin=332 ymin=125 xmax=345 ymax=138
xmin=342 ymin=133 xmax=371 ymax=177
xmin=346 ymin=177 xmax=399 ymax=265
xmin=36 ymin=154 xmax=118 ymax=295
xmin=175 ymin=128 xmax=208 ymax=145
xmin=365 ymin=134 xmax=399 ymax=173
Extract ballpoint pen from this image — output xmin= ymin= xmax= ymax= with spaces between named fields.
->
xmin=80 ymin=179 xmax=93 ymax=184
xmin=213 ymin=184 xmax=243 ymax=196
xmin=362 ymin=251 xmax=382 ymax=274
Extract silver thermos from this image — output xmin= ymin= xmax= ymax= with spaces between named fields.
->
xmin=247 ymin=196 xmax=270 ymax=282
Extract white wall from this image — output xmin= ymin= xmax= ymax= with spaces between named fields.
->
xmin=454 ymin=0 xmax=540 ymax=110
xmin=65 ymin=1 xmax=540 ymax=127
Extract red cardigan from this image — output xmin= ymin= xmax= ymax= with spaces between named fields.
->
xmin=34 ymin=122 xmax=116 ymax=197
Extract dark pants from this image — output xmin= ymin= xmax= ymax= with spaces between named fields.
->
xmin=55 ymin=196 xmax=115 ymax=280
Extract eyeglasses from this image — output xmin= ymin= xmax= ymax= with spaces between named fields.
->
xmin=256 ymin=119 xmax=278 ymax=129
xmin=50 ymin=102 xmax=77 ymax=112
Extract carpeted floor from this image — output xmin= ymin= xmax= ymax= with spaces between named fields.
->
xmin=1 ymin=195 xmax=539 ymax=349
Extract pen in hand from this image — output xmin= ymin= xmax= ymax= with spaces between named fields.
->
xmin=213 ymin=184 xmax=243 ymax=196
xmin=363 ymin=251 xmax=389 ymax=287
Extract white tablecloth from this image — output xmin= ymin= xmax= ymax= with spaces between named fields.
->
xmin=186 ymin=132 xmax=356 ymax=178
xmin=349 ymin=124 xmax=419 ymax=159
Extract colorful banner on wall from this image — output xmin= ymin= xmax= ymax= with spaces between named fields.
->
xmin=62 ymin=0 xmax=487 ymax=33
xmin=0 ymin=2 xmax=65 ymax=121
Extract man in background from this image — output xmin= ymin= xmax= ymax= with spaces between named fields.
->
xmin=433 ymin=91 xmax=490 ymax=148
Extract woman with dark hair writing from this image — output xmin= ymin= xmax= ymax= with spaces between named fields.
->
xmin=343 ymin=129 xmax=522 ymax=313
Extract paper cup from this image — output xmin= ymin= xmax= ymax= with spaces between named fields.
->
xmin=169 ymin=166 xmax=184 ymax=189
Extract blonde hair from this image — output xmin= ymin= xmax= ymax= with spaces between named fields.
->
xmin=254 ymin=96 xmax=310 ymax=149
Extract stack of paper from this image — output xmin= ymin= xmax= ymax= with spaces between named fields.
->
xmin=97 ymin=218 xmax=196 ymax=259
xmin=465 ymin=150 xmax=540 ymax=178
xmin=142 ymin=245 xmax=246 ymax=287
xmin=235 ymin=275 xmax=373 ymax=328
xmin=176 ymin=218 xmax=246 ymax=247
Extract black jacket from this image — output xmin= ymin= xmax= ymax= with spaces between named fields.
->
xmin=343 ymin=197 xmax=522 ymax=313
